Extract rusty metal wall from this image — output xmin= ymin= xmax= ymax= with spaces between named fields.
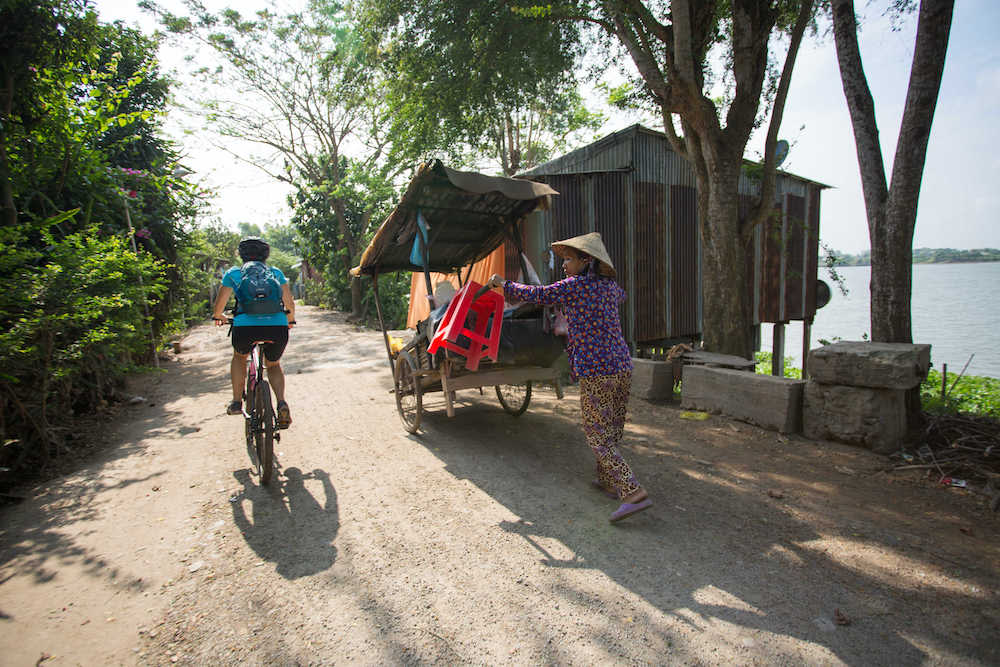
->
xmin=805 ymin=188 xmax=821 ymax=318
xmin=758 ymin=206 xmax=784 ymax=323
xmin=547 ymin=174 xmax=588 ymax=242
xmin=784 ymin=195 xmax=806 ymax=320
xmin=670 ymin=185 xmax=700 ymax=338
xmin=522 ymin=126 xmax=825 ymax=345
xmin=754 ymin=189 xmax=822 ymax=323
xmin=591 ymin=172 xmax=632 ymax=341
xmin=634 ymin=181 xmax=668 ymax=340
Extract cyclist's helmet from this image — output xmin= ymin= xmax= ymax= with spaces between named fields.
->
xmin=238 ymin=237 xmax=270 ymax=262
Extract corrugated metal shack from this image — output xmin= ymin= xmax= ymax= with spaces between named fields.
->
xmin=514 ymin=124 xmax=829 ymax=359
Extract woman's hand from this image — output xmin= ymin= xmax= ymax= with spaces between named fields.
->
xmin=485 ymin=274 xmax=504 ymax=290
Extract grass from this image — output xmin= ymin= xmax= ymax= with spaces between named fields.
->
xmin=754 ymin=351 xmax=802 ymax=379
xmin=754 ymin=352 xmax=1000 ymax=419
xmin=920 ymin=369 xmax=1000 ymax=418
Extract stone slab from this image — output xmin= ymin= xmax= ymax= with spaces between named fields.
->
xmin=807 ymin=341 xmax=931 ymax=389
xmin=802 ymin=381 xmax=907 ymax=453
xmin=680 ymin=365 xmax=806 ymax=433
xmin=631 ymin=358 xmax=676 ymax=400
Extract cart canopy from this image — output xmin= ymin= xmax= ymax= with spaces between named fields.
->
xmin=351 ymin=160 xmax=557 ymax=276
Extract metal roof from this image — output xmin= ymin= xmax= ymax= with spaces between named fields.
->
xmin=352 ymin=160 xmax=557 ymax=276
xmin=519 ymin=124 xmax=831 ymax=190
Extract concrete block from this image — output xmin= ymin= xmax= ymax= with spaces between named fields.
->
xmin=802 ymin=381 xmax=907 ymax=453
xmin=680 ymin=366 xmax=806 ymax=433
xmin=631 ymin=358 xmax=675 ymax=400
xmin=807 ymin=341 xmax=931 ymax=389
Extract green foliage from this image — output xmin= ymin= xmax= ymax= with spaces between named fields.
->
xmin=365 ymin=272 xmax=412 ymax=331
xmin=1 ymin=217 xmax=166 ymax=467
xmin=921 ymin=369 xmax=1000 ymax=419
xmin=267 ymin=248 xmax=299 ymax=285
xmin=0 ymin=1 xmax=203 ymax=481
xmin=147 ymin=0 xmax=403 ymax=317
xmin=754 ymin=351 xmax=802 ymax=379
xmin=289 ymin=154 xmax=399 ymax=319
xmin=355 ymin=0 xmax=601 ymax=175
xmin=260 ymin=223 xmax=299 ymax=255
xmin=821 ymin=242 xmax=850 ymax=297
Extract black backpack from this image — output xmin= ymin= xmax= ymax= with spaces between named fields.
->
xmin=234 ymin=261 xmax=283 ymax=315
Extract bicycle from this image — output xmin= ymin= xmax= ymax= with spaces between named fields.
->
xmin=221 ymin=316 xmax=280 ymax=485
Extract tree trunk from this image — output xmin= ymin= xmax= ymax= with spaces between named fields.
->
xmin=833 ymin=0 xmax=954 ymax=432
xmin=699 ymin=158 xmax=753 ymax=358
xmin=350 ymin=276 xmax=364 ymax=321
xmin=868 ymin=216 xmax=913 ymax=342
xmin=833 ymin=0 xmax=953 ymax=343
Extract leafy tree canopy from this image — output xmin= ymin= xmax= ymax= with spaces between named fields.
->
xmin=355 ymin=0 xmax=603 ymax=175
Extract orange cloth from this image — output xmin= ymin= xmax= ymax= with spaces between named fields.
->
xmin=406 ymin=246 xmax=506 ymax=329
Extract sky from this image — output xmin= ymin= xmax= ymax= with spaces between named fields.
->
xmin=95 ymin=0 xmax=1000 ymax=254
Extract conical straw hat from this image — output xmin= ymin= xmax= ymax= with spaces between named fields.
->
xmin=551 ymin=232 xmax=616 ymax=277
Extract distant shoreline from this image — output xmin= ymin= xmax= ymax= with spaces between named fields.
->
xmin=828 ymin=248 xmax=1000 ymax=266
xmin=835 ymin=259 xmax=1000 ymax=267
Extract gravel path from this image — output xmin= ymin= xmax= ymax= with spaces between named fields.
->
xmin=1 ymin=305 xmax=998 ymax=665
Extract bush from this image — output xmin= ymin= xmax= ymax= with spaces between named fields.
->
xmin=921 ymin=369 xmax=1000 ymax=419
xmin=0 ymin=219 xmax=166 ymax=472
xmin=754 ymin=351 xmax=802 ymax=379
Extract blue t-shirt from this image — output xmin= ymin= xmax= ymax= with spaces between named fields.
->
xmin=222 ymin=265 xmax=289 ymax=327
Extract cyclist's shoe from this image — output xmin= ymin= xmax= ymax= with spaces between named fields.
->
xmin=226 ymin=400 xmax=242 ymax=415
xmin=276 ymin=401 xmax=292 ymax=429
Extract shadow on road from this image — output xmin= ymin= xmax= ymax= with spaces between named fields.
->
xmin=231 ymin=466 xmax=339 ymax=579
xmin=404 ymin=389 xmax=997 ymax=664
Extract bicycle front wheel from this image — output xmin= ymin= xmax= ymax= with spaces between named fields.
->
xmin=255 ymin=380 xmax=275 ymax=484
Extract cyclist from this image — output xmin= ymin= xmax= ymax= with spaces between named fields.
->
xmin=212 ymin=237 xmax=296 ymax=428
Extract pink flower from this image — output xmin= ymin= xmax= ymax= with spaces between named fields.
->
xmin=127 ymin=190 xmax=138 ymax=198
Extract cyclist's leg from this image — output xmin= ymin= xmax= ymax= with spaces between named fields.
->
xmin=229 ymin=327 xmax=253 ymax=414
xmin=231 ymin=350 xmax=249 ymax=401
xmin=263 ymin=327 xmax=291 ymax=427
xmin=266 ymin=359 xmax=286 ymax=403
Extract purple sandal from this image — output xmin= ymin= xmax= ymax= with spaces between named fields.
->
xmin=610 ymin=498 xmax=652 ymax=523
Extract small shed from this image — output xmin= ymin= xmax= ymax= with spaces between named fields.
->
xmin=516 ymin=124 xmax=829 ymax=364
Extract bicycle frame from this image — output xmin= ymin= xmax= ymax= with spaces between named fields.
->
xmin=244 ymin=339 xmax=279 ymax=483
xmin=244 ymin=343 xmax=266 ymax=416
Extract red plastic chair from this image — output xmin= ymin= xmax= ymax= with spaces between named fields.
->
xmin=427 ymin=281 xmax=504 ymax=371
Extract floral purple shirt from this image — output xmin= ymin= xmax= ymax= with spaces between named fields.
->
xmin=503 ymin=274 xmax=633 ymax=379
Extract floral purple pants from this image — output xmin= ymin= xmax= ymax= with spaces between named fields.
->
xmin=579 ymin=370 xmax=640 ymax=500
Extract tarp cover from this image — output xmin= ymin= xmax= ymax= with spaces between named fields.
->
xmin=352 ymin=160 xmax=557 ymax=276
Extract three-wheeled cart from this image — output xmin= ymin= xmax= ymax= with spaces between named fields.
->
xmin=352 ymin=160 xmax=565 ymax=433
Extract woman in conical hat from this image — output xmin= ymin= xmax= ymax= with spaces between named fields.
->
xmin=486 ymin=232 xmax=651 ymax=523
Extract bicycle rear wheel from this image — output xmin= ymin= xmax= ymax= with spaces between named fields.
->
xmin=255 ymin=380 xmax=275 ymax=484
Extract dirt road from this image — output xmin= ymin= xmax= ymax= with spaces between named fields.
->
xmin=1 ymin=305 xmax=998 ymax=665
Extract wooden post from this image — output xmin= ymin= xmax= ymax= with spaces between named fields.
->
xmin=441 ymin=358 xmax=456 ymax=417
xmin=772 ymin=322 xmax=785 ymax=377
xmin=801 ymin=318 xmax=812 ymax=379
xmin=941 ymin=363 xmax=948 ymax=400
xmin=371 ymin=272 xmax=397 ymax=380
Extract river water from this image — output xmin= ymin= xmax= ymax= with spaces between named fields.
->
xmin=760 ymin=262 xmax=1000 ymax=379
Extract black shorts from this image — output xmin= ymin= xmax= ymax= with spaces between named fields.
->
xmin=231 ymin=325 xmax=289 ymax=361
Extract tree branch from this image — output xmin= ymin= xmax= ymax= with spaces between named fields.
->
xmin=831 ymin=0 xmax=888 ymax=224
xmin=745 ymin=0 xmax=814 ymax=240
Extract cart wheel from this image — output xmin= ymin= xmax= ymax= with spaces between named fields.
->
xmin=496 ymin=382 xmax=531 ymax=417
xmin=395 ymin=351 xmax=422 ymax=433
